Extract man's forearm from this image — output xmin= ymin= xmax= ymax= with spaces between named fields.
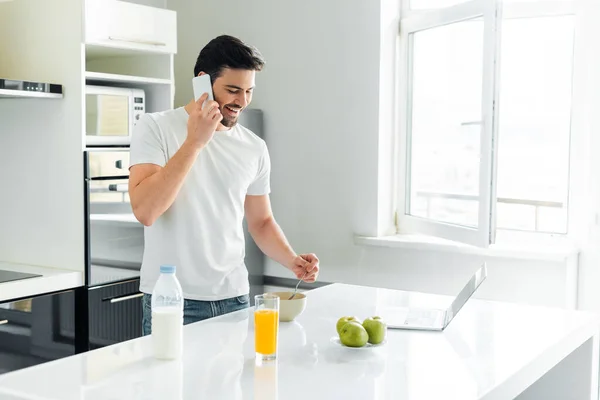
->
xmin=131 ymin=140 xmax=202 ymax=226
xmin=249 ymin=217 xmax=296 ymax=270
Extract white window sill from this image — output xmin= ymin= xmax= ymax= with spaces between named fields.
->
xmin=354 ymin=233 xmax=580 ymax=263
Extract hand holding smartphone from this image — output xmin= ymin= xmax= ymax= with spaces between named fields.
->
xmin=192 ymin=75 xmax=214 ymax=106
xmin=187 ymin=74 xmax=221 ymax=148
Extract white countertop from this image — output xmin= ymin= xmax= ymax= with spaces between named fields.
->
xmin=0 ymin=283 xmax=598 ymax=399
xmin=0 ymin=262 xmax=83 ymax=303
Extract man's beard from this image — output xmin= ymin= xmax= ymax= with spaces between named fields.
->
xmin=221 ymin=114 xmax=237 ymax=128
xmin=220 ymin=104 xmax=242 ymax=128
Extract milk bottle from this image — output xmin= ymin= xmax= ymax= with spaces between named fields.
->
xmin=151 ymin=264 xmax=184 ymax=360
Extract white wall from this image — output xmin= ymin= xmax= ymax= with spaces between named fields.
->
xmin=0 ymin=0 xmax=85 ymax=272
xmin=168 ymin=0 xmax=582 ymax=309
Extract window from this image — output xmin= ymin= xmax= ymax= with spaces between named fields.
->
xmin=496 ymin=13 xmax=574 ymax=234
xmin=396 ymin=0 xmax=579 ymax=247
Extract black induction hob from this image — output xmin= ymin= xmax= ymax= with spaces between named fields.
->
xmin=0 ymin=269 xmax=42 ymax=284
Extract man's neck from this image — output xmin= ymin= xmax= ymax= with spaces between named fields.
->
xmin=184 ymin=100 xmax=230 ymax=131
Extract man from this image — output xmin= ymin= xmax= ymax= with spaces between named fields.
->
xmin=129 ymin=35 xmax=319 ymax=335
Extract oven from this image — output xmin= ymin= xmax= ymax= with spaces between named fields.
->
xmin=81 ymin=148 xmax=145 ymax=348
xmin=84 ymin=148 xmax=144 ymax=278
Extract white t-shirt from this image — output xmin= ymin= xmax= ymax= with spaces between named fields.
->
xmin=129 ymin=107 xmax=271 ymax=301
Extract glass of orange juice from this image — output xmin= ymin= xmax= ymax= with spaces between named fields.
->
xmin=254 ymin=294 xmax=280 ymax=362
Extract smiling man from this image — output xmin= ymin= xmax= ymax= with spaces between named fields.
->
xmin=128 ymin=35 xmax=320 ymax=335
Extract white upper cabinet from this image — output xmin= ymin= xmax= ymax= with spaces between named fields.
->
xmin=85 ymin=0 xmax=177 ymax=55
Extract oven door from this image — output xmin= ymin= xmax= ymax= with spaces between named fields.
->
xmin=84 ymin=149 xmax=143 ymax=287
xmin=86 ymin=148 xmax=132 ymax=214
xmin=85 ymin=85 xmax=133 ymax=147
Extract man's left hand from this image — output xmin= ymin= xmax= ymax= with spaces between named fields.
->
xmin=290 ymin=253 xmax=320 ymax=283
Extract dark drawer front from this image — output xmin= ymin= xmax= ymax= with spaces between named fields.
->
xmin=0 ymin=292 xmax=75 ymax=375
xmin=0 ymin=298 xmax=34 ymax=369
xmin=90 ymin=279 xmax=142 ymax=346
xmin=60 ymin=280 xmax=142 ymax=348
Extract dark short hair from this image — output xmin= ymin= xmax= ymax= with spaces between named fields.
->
xmin=193 ymin=35 xmax=265 ymax=82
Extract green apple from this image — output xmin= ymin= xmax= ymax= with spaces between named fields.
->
xmin=362 ymin=316 xmax=387 ymax=345
xmin=339 ymin=321 xmax=369 ymax=347
xmin=336 ymin=316 xmax=361 ymax=335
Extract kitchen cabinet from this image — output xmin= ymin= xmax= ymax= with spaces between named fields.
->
xmin=0 ymin=0 xmax=174 ymax=363
xmin=0 ymin=291 xmax=76 ymax=375
xmin=58 ymin=279 xmax=143 ymax=349
xmin=85 ymin=0 xmax=177 ymax=54
xmin=0 ymin=278 xmax=141 ymax=375
xmin=88 ymin=279 xmax=143 ymax=347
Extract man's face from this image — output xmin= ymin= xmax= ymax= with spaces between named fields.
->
xmin=209 ymin=68 xmax=255 ymax=128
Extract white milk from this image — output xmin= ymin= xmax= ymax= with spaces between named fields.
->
xmin=152 ymin=308 xmax=183 ymax=360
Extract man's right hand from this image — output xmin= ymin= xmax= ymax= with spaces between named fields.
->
xmin=186 ymin=93 xmax=223 ymax=148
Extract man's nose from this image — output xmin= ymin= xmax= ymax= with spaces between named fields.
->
xmin=237 ymin=93 xmax=248 ymax=108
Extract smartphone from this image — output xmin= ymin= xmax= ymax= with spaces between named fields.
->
xmin=192 ymin=74 xmax=214 ymax=106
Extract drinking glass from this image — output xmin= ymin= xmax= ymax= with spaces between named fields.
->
xmin=254 ymin=294 xmax=280 ymax=362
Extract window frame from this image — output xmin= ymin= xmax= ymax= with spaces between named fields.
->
xmin=395 ymin=0 xmax=583 ymax=247
xmin=397 ymin=0 xmax=501 ymax=247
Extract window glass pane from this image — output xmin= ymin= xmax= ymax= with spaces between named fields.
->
xmin=496 ymin=15 xmax=574 ymax=233
xmin=408 ymin=18 xmax=483 ymax=228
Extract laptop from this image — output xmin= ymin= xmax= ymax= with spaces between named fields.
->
xmin=382 ymin=263 xmax=488 ymax=331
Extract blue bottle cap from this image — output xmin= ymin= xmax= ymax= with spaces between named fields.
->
xmin=160 ymin=265 xmax=176 ymax=274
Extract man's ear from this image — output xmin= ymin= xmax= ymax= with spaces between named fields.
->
xmin=197 ymin=71 xmax=206 ymax=77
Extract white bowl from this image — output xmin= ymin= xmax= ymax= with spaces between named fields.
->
xmin=266 ymin=291 xmax=307 ymax=322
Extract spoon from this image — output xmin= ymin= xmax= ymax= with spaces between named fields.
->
xmin=289 ymin=271 xmax=308 ymax=300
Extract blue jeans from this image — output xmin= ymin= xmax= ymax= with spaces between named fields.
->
xmin=142 ymin=293 xmax=250 ymax=336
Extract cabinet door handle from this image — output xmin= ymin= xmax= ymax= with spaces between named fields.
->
xmin=106 ymin=293 xmax=144 ymax=304
xmin=0 ymin=320 xmax=7 ymax=325
xmin=108 ymin=36 xmax=167 ymax=47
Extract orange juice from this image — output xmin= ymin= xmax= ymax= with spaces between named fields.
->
xmin=254 ymin=309 xmax=279 ymax=354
